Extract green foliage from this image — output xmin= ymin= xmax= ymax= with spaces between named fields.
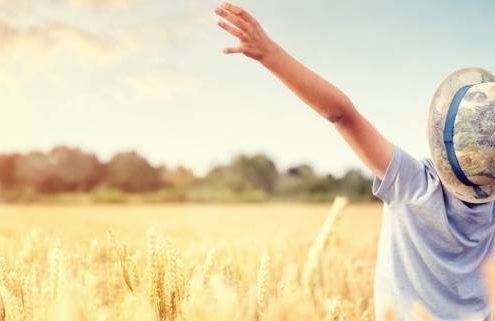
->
xmin=203 ymin=154 xmax=278 ymax=193
xmin=338 ymin=170 xmax=374 ymax=202
xmin=275 ymin=164 xmax=323 ymax=196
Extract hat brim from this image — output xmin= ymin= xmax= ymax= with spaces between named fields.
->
xmin=428 ymin=67 xmax=495 ymax=204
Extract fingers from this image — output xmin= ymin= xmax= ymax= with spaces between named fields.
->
xmin=217 ymin=20 xmax=247 ymax=41
xmin=214 ymin=2 xmax=252 ymax=55
xmin=215 ymin=7 xmax=249 ymax=32
xmin=220 ymin=2 xmax=257 ymax=26
xmin=223 ymin=46 xmax=243 ymax=54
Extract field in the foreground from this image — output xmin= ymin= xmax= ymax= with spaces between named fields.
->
xmin=0 ymin=201 xmax=382 ymax=321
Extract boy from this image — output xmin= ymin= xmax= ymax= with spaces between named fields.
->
xmin=215 ymin=2 xmax=495 ymax=320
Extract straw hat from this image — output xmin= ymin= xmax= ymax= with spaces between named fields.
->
xmin=428 ymin=67 xmax=495 ymax=203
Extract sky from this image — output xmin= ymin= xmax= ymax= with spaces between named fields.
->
xmin=2 ymin=0 xmax=495 ymax=177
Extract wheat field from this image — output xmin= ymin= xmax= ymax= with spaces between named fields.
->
xmin=0 ymin=200 xmax=383 ymax=321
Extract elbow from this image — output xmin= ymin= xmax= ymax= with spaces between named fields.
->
xmin=326 ymin=110 xmax=346 ymax=124
xmin=325 ymin=97 xmax=355 ymax=125
xmin=325 ymin=104 xmax=356 ymax=126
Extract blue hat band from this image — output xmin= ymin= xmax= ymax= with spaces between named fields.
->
xmin=443 ymin=84 xmax=479 ymax=187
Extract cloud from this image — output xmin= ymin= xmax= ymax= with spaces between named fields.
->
xmin=0 ymin=19 xmax=131 ymax=94
xmin=52 ymin=0 xmax=134 ymax=11
xmin=0 ymin=20 xmax=120 ymax=57
xmin=0 ymin=0 xmax=134 ymax=12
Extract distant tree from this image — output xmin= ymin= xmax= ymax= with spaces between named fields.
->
xmin=287 ymin=164 xmax=315 ymax=178
xmin=48 ymin=146 xmax=105 ymax=192
xmin=307 ymin=174 xmax=338 ymax=194
xmin=0 ymin=154 xmax=17 ymax=189
xmin=9 ymin=147 xmax=104 ymax=193
xmin=13 ymin=151 xmax=56 ymax=193
xmin=203 ymin=164 xmax=243 ymax=191
xmin=159 ymin=165 xmax=195 ymax=188
xmin=105 ymin=151 xmax=160 ymax=193
xmin=232 ymin=154 xmax=278 ymax=193
xmin=204 ymin=154 xmax=278 ymax=193
xmin=0 ymin=144 xmax=376 ymax=202
xmin=276 ymin=164 xmax=325 ymax=196
xmin=337 ymin=169 xmax=373 ymax=201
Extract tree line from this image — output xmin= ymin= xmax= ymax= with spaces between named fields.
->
xmin=0 ymin=146 xmax=377 ymax=203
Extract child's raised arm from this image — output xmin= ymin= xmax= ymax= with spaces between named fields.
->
xmin=215 ymin=2 xmax=393 ymax=179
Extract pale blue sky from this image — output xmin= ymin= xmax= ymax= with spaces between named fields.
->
xmin=1 ymin=0 xmax=495 ymax=176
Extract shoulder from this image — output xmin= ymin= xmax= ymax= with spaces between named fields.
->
xmin=372 ymin=145 xmax=441 ymax=205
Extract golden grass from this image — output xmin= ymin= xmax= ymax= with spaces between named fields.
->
xmin=0 ymin=201 xmax=384 ymax=321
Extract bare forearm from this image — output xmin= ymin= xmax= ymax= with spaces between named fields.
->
xmin=260 ymin=43 xmax=353 ymax=123
xmin=214 ymin=2 xmax=353 ymax=123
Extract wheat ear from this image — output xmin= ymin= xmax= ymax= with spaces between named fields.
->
xmin=256 ymin=251 xmax=270 ymax=319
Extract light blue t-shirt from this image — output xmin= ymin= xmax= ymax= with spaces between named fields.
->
xmin=372 ymin=144 xmax=495 ymax=321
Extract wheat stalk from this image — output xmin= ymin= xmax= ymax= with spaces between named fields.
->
xmin=119 ymin=244 xmax=134 ymax=294
xmin=146 ymin=228 xmax=165 ymax=320
xmin=256 ymin=251 xmax=270 ymax=319
xmin=48 ymin=247 xmax=62 ymax=303
xmin=0 ymin=290 xmax=5 ymax=321
xmin=200 ymin=249 xmax=218 ymax=287
xmin=303 ymin=196 xmax=348 ymax=293
xmin=163 ymin=238 xmax=179 ymax=321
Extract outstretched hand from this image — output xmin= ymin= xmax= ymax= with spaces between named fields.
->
xmin=214 ymin=2 xmax=280 ymax=64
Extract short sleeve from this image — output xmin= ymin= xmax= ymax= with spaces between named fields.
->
xmin=372 ymin=144 xmax=427 ymax=205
